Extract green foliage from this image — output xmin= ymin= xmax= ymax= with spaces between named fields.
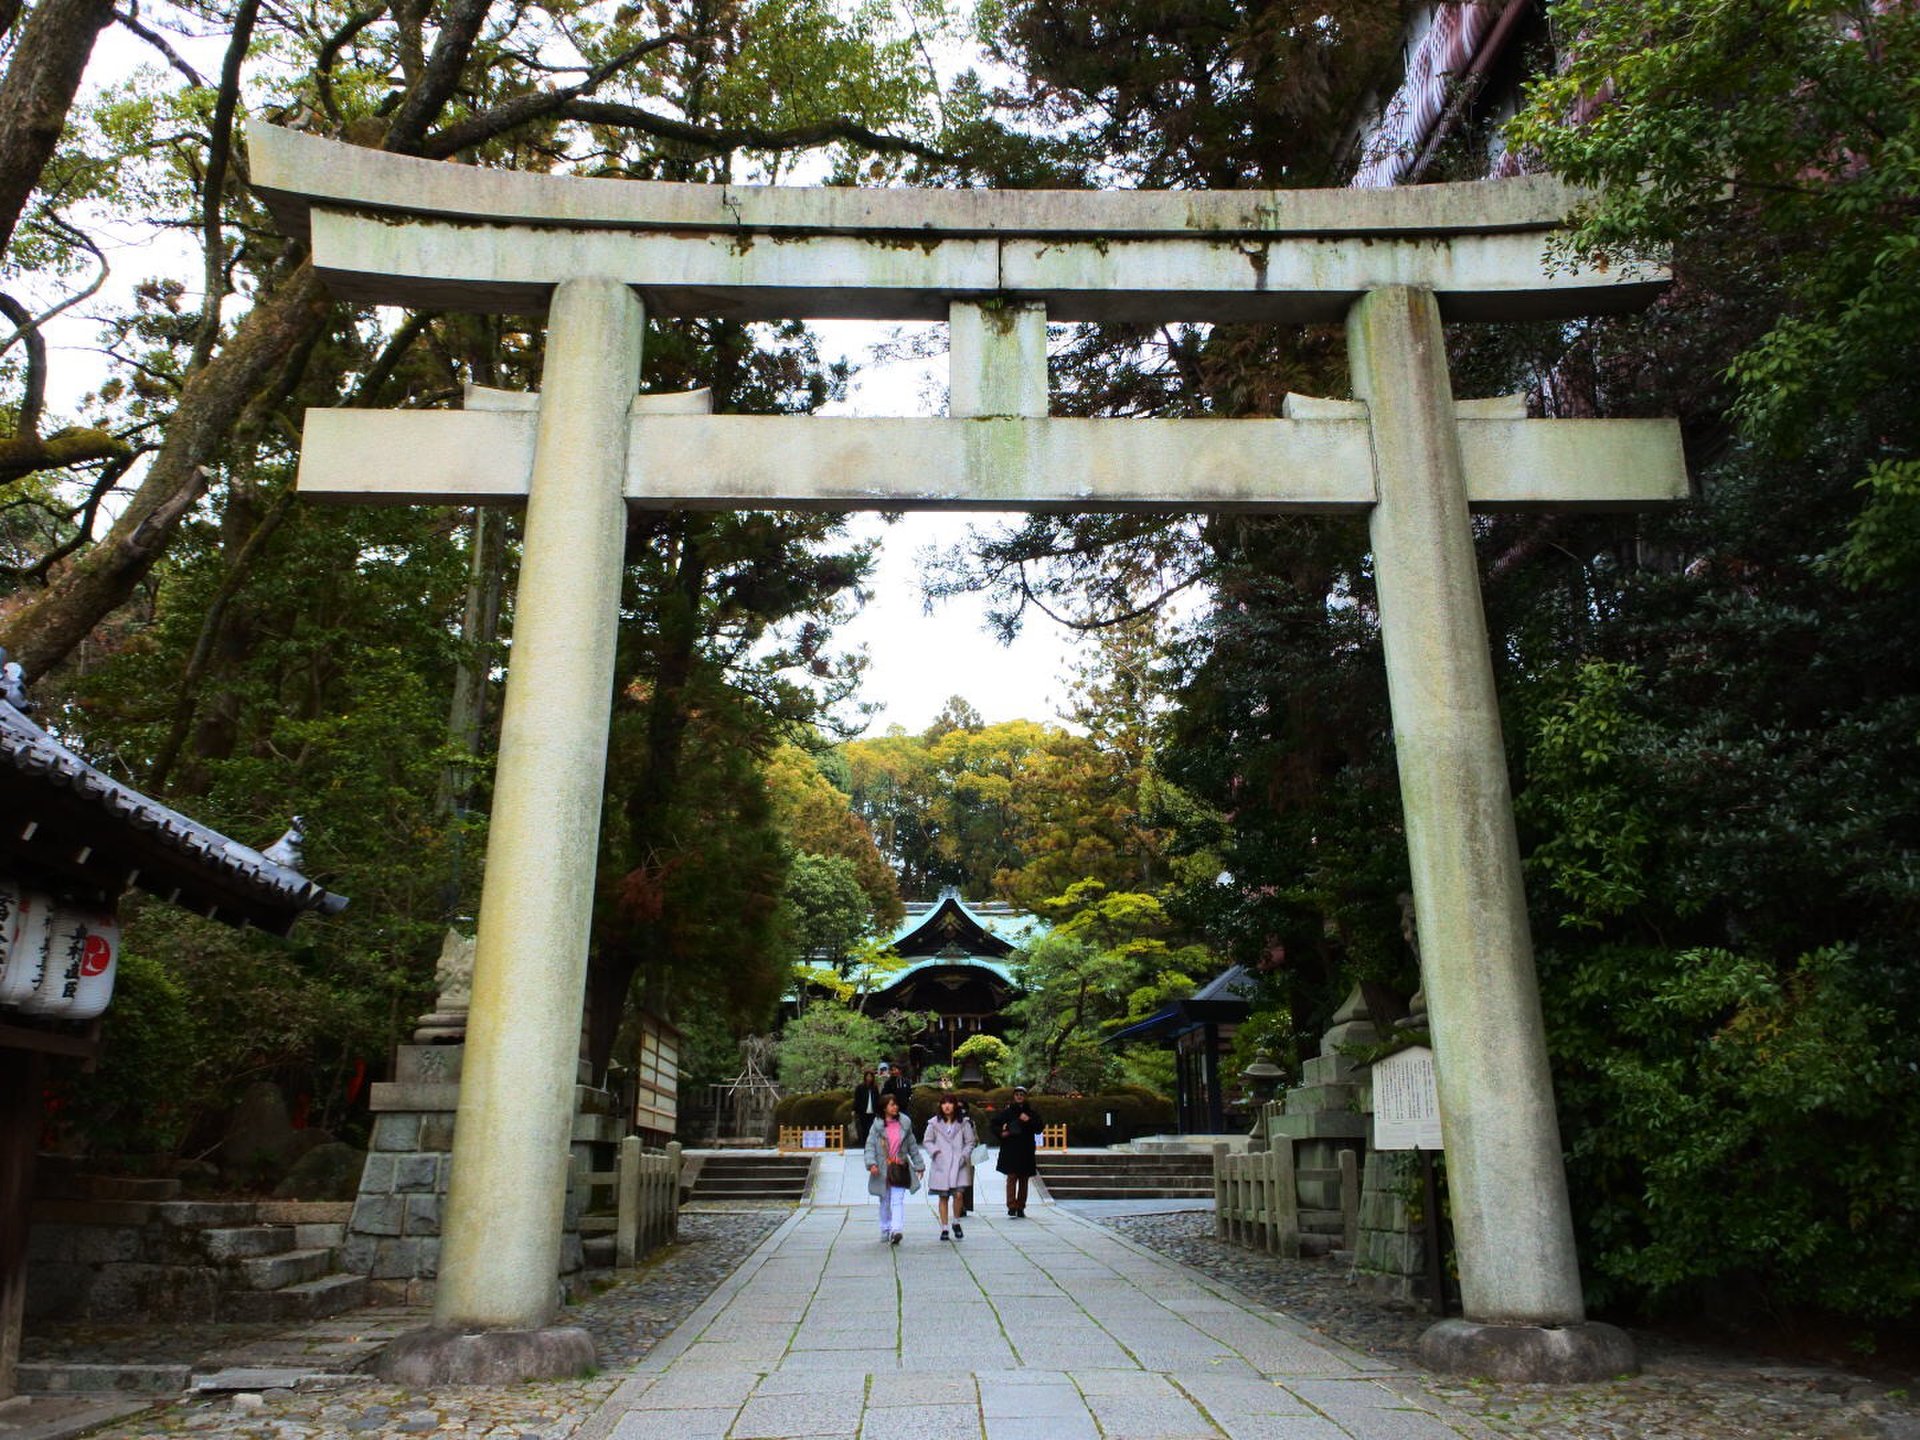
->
xmin=1542 ymin=941 xmax=1920 ymax=1318
xmin=52 ymin=951 xmax=196 ymax=1157
xmin=951 ymin=1032 xmax=1012 ymax=1086
xmin=775 ymin=1005 xmax=897 ymax=1093
xmin=780 ymin=851 xmax=876 ymax=973
xmin=1510 ymin=0 xmax=1920 ymax=571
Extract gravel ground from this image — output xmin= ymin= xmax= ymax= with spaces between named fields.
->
xmin=64 ymin=1210 xmax=787 ymax=1440
xmin=1101 ymin=1209 xmax=1920 ymax=1440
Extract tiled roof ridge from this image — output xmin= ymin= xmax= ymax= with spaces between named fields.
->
xmin=0 ymin=698 xmax=348 ymax=922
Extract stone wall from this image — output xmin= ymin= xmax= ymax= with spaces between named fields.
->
xmin=342 ymin=1041 xmax=596 ymax=1305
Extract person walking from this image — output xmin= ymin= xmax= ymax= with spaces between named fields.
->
xmin=864 ymin=1092 xmax=925 ymax=1244
xmin=992 ymin=1084 xmax=1041 ymax=1217
xmin=852 ymin=1067 xmax=880 ymax=1147
xmin=921 ymin=1092 xmax=976 ymax=1242
xmin=879 ymin=1060 xmax=912 ymax=1113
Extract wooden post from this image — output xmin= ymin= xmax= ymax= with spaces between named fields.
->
xmin=1265 ymin=1147 xmax=1283 ymax=1255
xmin=667 ymin=1142 xmax=682 ymax=1243
xmin=1339 ymin=1148 xmax=1361 ymax=1254
xmin=1274 ymin=1137 xmax=1300 ymax=1259
xmin=1212 ymin=1143 xmax=1228 ymax=1241
xmin=0 ymin=1051 xmax=45 ymax=1403
xmin=616 ymin=1137 xmax=639 ymax=1267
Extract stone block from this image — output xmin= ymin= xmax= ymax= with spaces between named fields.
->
xmin=372 ymin=1113 xmax=421 ymax=1152
xmin=340 ymin=1235 xmax=377 ymax=1275
xmin=404 ymin=1195 xmax=441 ymax=1236
xmin=372 ymin=1237 xmax=422 ymax=1279
xmin=295 ymin=1222 xmax=346 ymax=1250
xmin=560 ymin=1234 xmax=584 ymax=1274
xmin=90 ymin=1262 xmax=221 ymax=1322
xmin=23 ymin=1262 xmax=92 ymax=1320
xmin=575 ymin=1084 xmax=616 ymax=1116
xmin=1302 ymin=1053 xmax=1360 ymax=1087
xmin=1284 ymin=1083 xmax=1359 ymax=1115
xmin=351 ymin=1194 xmax=404 ymax=1237
xmin=393 ymin=1154 xmax=440 ymax=1193
xmin=419 ymin=1114 xmax=456 ymax=1152
xmin=395 ymin=1043 xmax=464 ymax=1084
xmin=358 ymin=1152 xmax=396 ymax=1193
xmin=368 ymin=1081 xmax=461 ymax=1113
xmin=1266 ymin=1111 xmax=1368 ymax=1142
xmin=372 ymin=1326 xmax=595 ymax=1386
xmin=573 ymin=1112 xmax=625 ymax=1143
xmin=28 ymin=1221 xmax=142 ymax=1266
xmin=418 ymin=1238 xmax=440 ymax=1278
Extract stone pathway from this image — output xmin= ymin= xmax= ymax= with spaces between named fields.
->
xmin=40 ymin=1211 xmax=785 ymax=1440
xmin=1104 ymin=1209 xmax=1920 ymax=1440
xmin=572 ymin=1201 xmax=1495 ymax=1440
xmin=21 ymin=1169 xmax=1920 ymax=1440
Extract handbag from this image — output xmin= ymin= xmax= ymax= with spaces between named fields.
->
xmin=969 ymin=1141 xmax=990 ymax=1169
xmin=886 ymin=1159 xmax=911 ymax=1187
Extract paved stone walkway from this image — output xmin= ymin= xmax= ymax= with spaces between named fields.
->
xmin=573 ymin=1202 xmax=1494 ymax=1440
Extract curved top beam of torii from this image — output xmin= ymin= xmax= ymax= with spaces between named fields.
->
xmin=247 ymin=124 xmax=1665 ymax=324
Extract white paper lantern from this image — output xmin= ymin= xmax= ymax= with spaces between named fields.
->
xmin=65 ymin=910 xmax=121 ymax=1019
xmin=24 ymin=907 xmax=119 ymax=1018
xmin=0 ymin=887 xmax=53 ymax=1009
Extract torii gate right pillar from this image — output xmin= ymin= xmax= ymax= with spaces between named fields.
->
xmin=1350 ymin=286 xmax=1634 ymax=1381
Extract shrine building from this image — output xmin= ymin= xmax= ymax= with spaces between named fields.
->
xmin=851 ymin=890 xmax=1043 ymax=1071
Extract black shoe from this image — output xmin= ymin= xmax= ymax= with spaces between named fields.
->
xmin=890 ymin=1231 xmax=902 ymax=1245
xmin=952 ymin=1222 xmax=964 ymax=1239
xmin=939 ymin=1229 xmax=951 ymax=1242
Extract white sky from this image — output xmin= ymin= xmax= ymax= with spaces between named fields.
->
xmin=809 ymin=321 xmax=1091 ymax=737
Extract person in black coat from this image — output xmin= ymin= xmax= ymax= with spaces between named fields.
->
xmin=992 ymin=1084 xmax=1040 ymax=1217
xmin=879 ymin=1061 xmax=912 ymax=1113
xmin=852 ymin=1067 xmax=880 ymax=1146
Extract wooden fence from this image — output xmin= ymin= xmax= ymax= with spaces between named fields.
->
xmin=579 ymin=1139 xmax=683 ymax=1268
xmin=777 ymin=1124 xmax=850 ymax=1153
xmin=1211 ymin=1142 xmax=1360 ymax=1258
xmin=1213 ymin=1143 xmax=1300 ymax=1257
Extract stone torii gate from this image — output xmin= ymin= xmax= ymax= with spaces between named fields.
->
xmin=250 ymin=123 xmax=1682 ymax=1385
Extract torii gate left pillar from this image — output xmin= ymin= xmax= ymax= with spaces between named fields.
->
xmin=250 ymin=122 xmax=1677 ymax=1387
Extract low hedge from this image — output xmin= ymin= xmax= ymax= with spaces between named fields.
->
xmin=773 ymin=1088 xmax=1174 ymax=1147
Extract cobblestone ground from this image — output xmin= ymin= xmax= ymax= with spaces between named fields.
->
xmin=71 ymin=1210 xmax=786 ymax=1440
xmin=1101 ymin=1210 xmax=1920 ymax=1440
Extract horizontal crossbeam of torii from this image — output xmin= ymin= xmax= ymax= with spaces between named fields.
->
xmin=250 ymin=123 xmax=1678 ymax=1386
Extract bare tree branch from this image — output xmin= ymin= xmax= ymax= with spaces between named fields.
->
xmin=552 ymin=100 xmax=958 ymax=167
xmin=421 ymin=30 xmax=685 ymax=157
xmin=0 ymin=292 xmax=47 ymax=435
xmin=190 ymin=0 xmax=261 ymax=370
xmin=113 ymin=8 xmax=207 ymax=86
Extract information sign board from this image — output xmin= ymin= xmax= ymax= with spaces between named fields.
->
xmin=1373 ymin=1045 xmax=1443 ymax=1150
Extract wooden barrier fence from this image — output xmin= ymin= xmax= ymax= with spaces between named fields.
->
xmin=1211 ymin=1142 xmax=1361 ymax=1257
xmin=1037 ymin=1124 xmax=1068 ymax=1150
xmin=1212 ymin=1142 xmax=1300 ymax=1257
xmin=777 ymin=1124 xmax=851 ymax=1153
xmin=578 ymin=1139 xmax=683 ymax=1269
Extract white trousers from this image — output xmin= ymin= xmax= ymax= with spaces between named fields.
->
xmin=878 ymin=1185 xmax=907 ymax=1236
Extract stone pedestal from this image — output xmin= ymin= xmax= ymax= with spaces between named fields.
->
xmin=343 ymin=1042 xmax=599 ymax=1305
xmin=1264 ymin=985 xmax=1374 ymax=1255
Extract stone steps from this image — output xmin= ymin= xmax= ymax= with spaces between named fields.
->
xmin=235 ymin=1246 xmax=336 ymax=1291
xmin=686 ymin=1155 xmax=810 ymax=1203
xmin=219 ymin=1272 xmax=369 ymax=1323
xmin=1037 ymin=1153 xmax=1214 ymax=1199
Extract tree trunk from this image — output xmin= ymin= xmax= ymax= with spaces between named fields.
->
xmin=0 ymin=263 xmax=330 ymax=678
xmin=0 ymin=0 xmax=115 ymax=261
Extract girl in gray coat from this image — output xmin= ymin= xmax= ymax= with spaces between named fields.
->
xmin=920 ymin=1092 xmax=976 ymax=1242
xmin=864 ymin=1093 xmax=926 ymax=1244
